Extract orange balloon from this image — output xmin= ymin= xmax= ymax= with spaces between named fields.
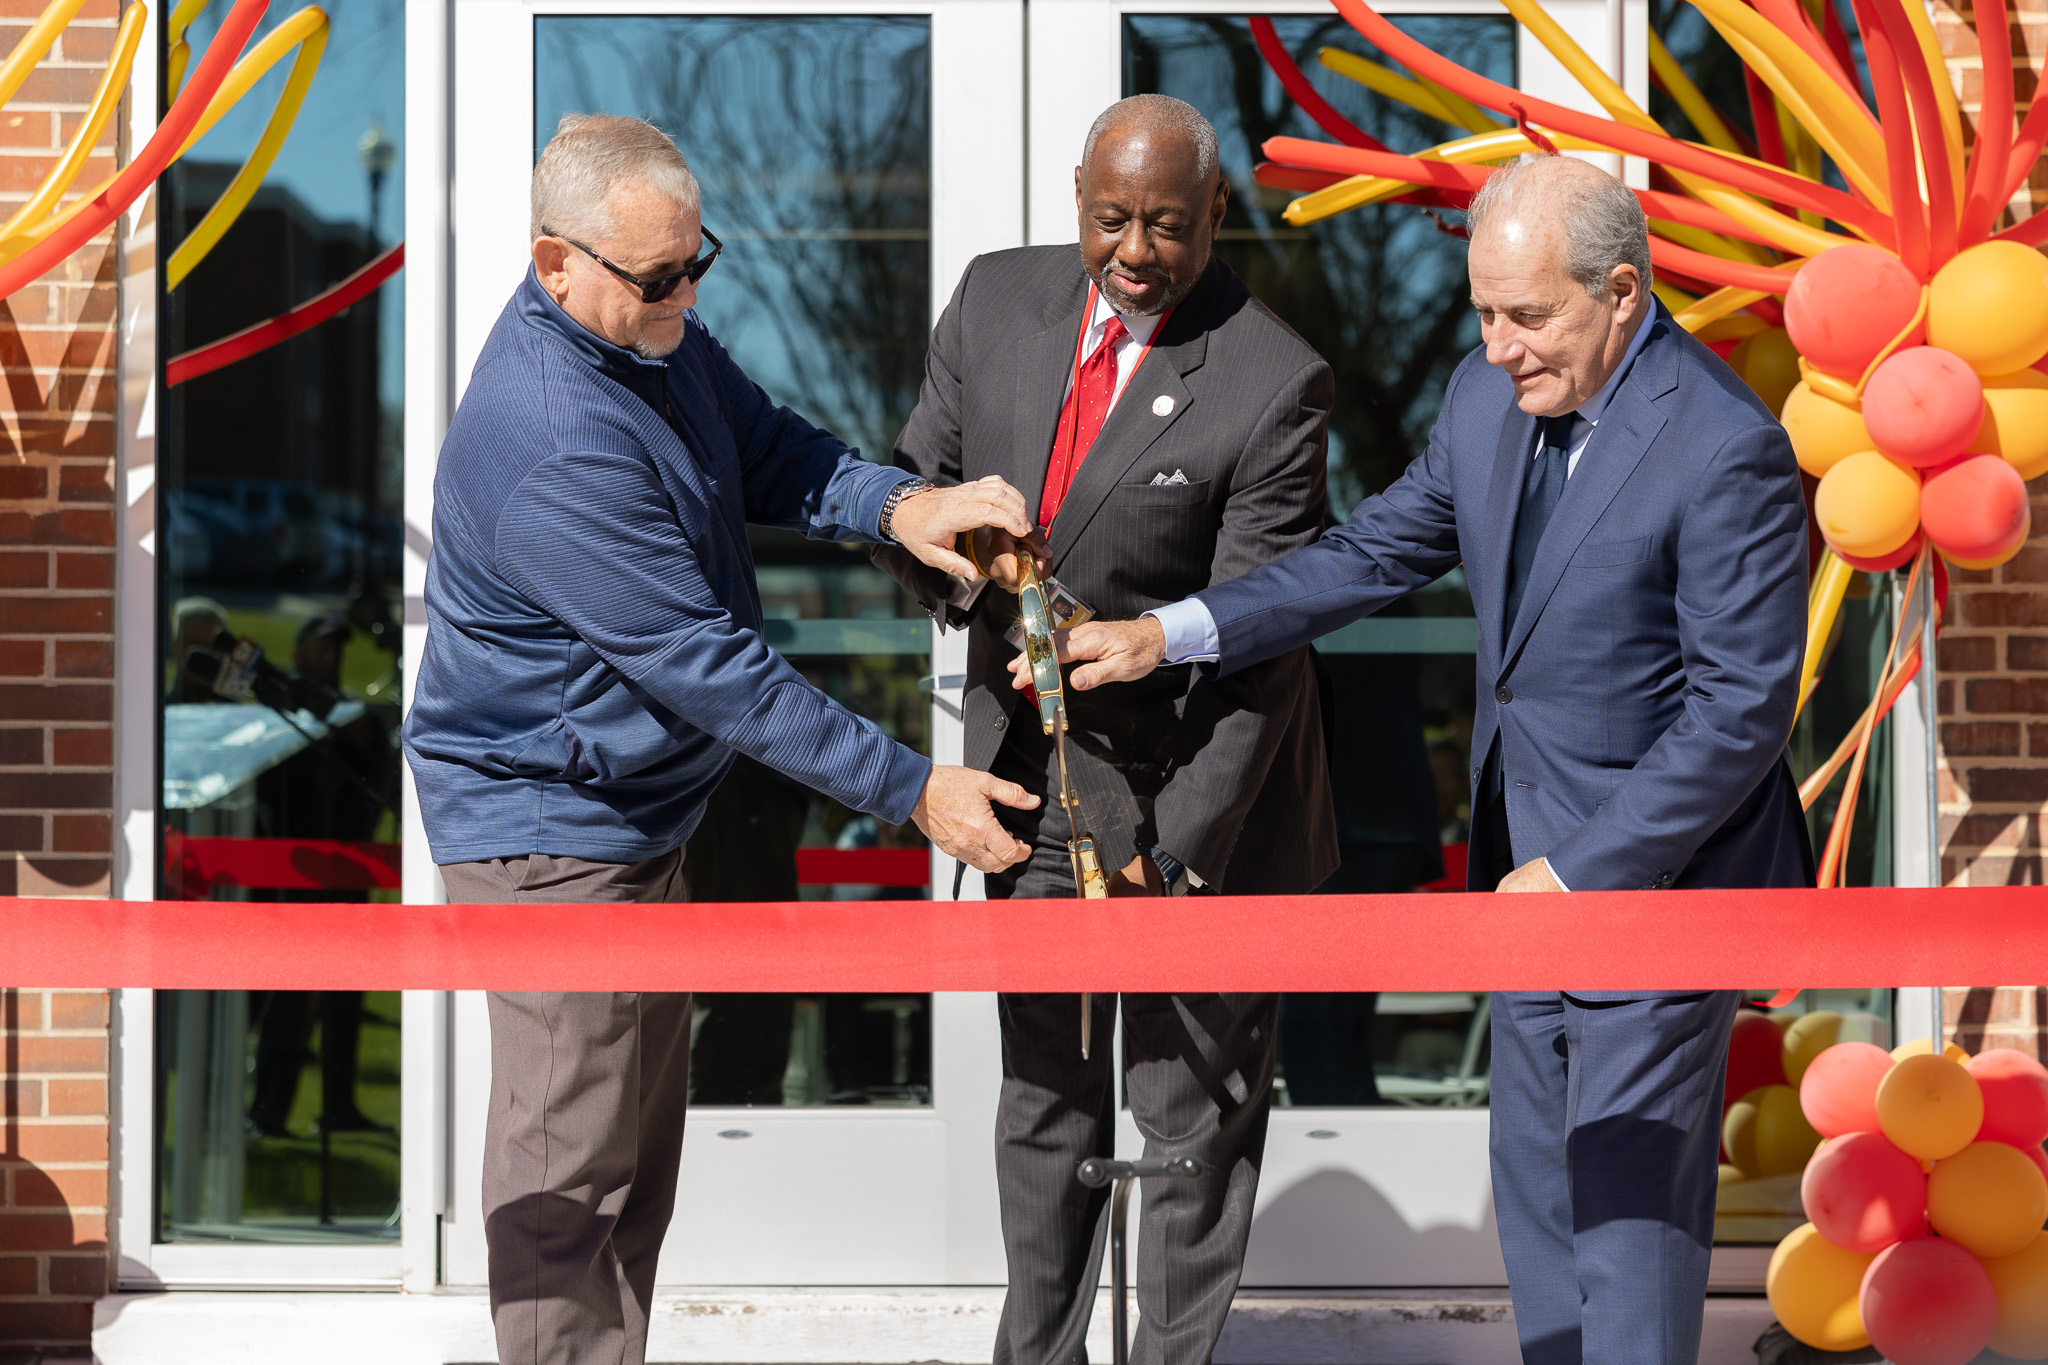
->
xmin=1877 ymin=1054 xmax=1986 ymax=1160
xmin=1816 ymin=452 xmax=1923 ymax=559
xmin=1767 ymin=1223 xmax=1874 ymax=1352
xmin=1783 ymin=381 xmax=1874 ymax=478
xmin=1974 ymin=368 xmax=2048 ymax=480
xmin=1892 ymin=1039 xmax=1972 ymax=1064
xmin=1929 ymin=241 xmax=2048 ymax=378
xmin=1787 ymin=244 xmax=1926 ymax=381
xmin=1983 ymin=1231 xmax=2048 ymax=1359
xmin=1863 ymin=347 xmax=1986 ymax=467
xmin=1733 ymin=326 xmax=1802 ymax=416
xmin=1921 ymin=454 xmax=2029 ymax=563
xmin=1928 ymin=1140 xmax=2048 ymax=1258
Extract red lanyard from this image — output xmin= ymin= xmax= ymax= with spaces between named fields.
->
xmin=1042 ymin=282 xmax=1173 ymax=532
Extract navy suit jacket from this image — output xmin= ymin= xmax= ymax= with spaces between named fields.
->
xmin=1197 ymin=304 xmax=1815 ymax=895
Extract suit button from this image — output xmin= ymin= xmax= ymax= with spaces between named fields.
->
xmin=1659 ymin=872 xmax=1674 ymax=888
xmin=993 ymin=714 xmax=1007 ymax=731
xmin=1496 ymin=685 xmax=1513 ymax=704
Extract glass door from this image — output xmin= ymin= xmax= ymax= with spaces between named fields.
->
xmin=436 ymin=0 xmax=1024 ymax=1286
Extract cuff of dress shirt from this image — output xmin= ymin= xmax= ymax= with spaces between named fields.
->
xmin=1144 ymin=598 xmax=1221 ymax=665
xmin=1543 ymin=857 xmax=1569 ymax=892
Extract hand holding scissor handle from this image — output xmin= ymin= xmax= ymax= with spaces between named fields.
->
xmin=966 ymin=523 xmax=1053 ymax=592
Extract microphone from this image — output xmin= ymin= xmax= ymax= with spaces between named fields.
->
xmin=198 ymin=630 xmax=339 ymax=717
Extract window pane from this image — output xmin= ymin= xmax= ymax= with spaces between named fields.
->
xmin=535 ymin=14 xmax=934 ymax=1107
xmin=156 ymin=0 xmax=405 ymax=1242
xmin=1127 ymin=12 xmax=1513 ymax=1109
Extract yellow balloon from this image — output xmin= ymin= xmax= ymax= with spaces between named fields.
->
xmin=1725 ymin=1087 xmax=1767 ymax=1179
xmin=1976 ymin=368 xmax=2048 ymax=481
xmin=1891 ymin=1038 xmax=1972 ymax=1063
xmin=1984 ymin=1231 xmax=2048 ymax=1360
xmin=1783 ymin=1012 xmax=1844 ymax=1088
xmin=1815 ymin=452 xmax=1923 ymax=559
xmin=1876 ymin=1053 xmax=1986 ymax=1160
xmin=1718 ymin=1162 xmax=1748 ymax=1187
xmin=1782 ymin=381 xmax=1873 ymax=478
xmin=1733 ymin=326 xmax=1802 ymax=417
xmin=1756 ymin=1082 xmax=1825 ymax=1176
xmin=1929 ymin=242 xmax=2048 ymax=378
xmin=1767 ymin=1223 xmax=1875 ymax=1352
xmin=1928 ymin=1140 xmax=2048 ymax=1258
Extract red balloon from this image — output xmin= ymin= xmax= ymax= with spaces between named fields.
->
xmin=1802 ymin=1042 xmax=1895 ymax=1137
xmin=1728 ymin=1009 xmax=1788 ymax=1109
xmin=1921 ymin=455 xmax=2029 ymax=563
xmin=1801 ymin=1131 xmax=1928 ymax=1253
xmin=1785 ymin=245 xmax=1926 ymax=382
xmin=1860 ymin=1238 xmax=1999 ymax=1365
xmin=1863 ymin=348 xmax=1986 ymax=468
xmin=1966 ymin=1049 xmax=2048 ymax=1148
xmin=1837 ymin=530 xmax=1922 ymax=573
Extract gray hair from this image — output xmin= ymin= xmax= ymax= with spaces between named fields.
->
xmin=1466 ymin=153 xmax=1653 ymax=297
xmin=1083 ymin=95 xmax=1219 ymax=185
xmin=531 ymin=113 xmax=701 ymax=244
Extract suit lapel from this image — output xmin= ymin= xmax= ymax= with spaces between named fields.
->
xmin=1500 ymin=317 xmax=1679 ymax=669
xmin=1009 ymin=278 xmax=1090 ymax=525
xmin=1477 ymin=404 xmax=1535 ymax=673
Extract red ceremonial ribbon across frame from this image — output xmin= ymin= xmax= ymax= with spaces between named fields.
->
xmin=3 ymin=888 xmax=2041 ymax=992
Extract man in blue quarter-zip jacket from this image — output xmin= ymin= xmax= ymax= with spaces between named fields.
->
xmin=404 ymin=114 xmax=1037 ymax=1365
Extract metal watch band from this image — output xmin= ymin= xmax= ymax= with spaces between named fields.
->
xmin=880 ymin=477 xmax=934 ymax=543
xmin=1150 ymin=846 xmax=1191 ymax=897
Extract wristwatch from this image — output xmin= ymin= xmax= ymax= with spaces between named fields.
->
xmin=879 ymin=477 xmax=935 ymax=543
xmin=1150 ymin=846 xmax=1194 ymax=897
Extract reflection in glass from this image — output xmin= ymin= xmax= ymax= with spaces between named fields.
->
xmin=536 ymin=15 xmax=934 ymax=1106
xmin=155 ymin=0 xmax=405 ymax=1241
xmin=1128 ymin=14 xmax=1512 ymax=1107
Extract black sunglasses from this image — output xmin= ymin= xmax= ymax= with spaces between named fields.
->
xmin=544 ymin=225 xmax=722 ymax=302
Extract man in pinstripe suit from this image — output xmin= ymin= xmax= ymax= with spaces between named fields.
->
xmin=873 ymin=96 xmax=1338 ymax=1364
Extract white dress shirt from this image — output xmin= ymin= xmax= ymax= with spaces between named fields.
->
xmin=1065 ymin=287 xmax=1165 ymax=410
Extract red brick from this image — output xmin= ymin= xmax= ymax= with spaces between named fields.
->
xmin=1 ymin=1125 xmax=103 ymax=1165
xmin=0 ymin=813 xmax=41 ymax=851
xmin=50 ymin=640 xmax=105 ymax=678
xmin=0 ymin=550 xmax=45 ymax=587
xmin=1944 ymin=721 xmax=2022 ymax=755
xmin=44 ymin=1253 xmax=106 ymax=1298
xmin=0 ymin=639 xmax=42 ymax=675
xmin=0 ymin=464 xmax=46 ymax=499
xmin=2 ymin=1079 xmax=41 ymax=1123
xmin=1942 ymin=635 xmax=1999 ymax=670
xmin=0 ymin=508 xmax=110 ymax=547
xmin=0 ymin=770 xmax=107 ymax=809
xmin=1965 ymin=591 xmax=2048 ymax=627
xmin=43 ymin=1078 xmax=103 ymax=1117
xmin=1958 ymin=854 xmax=2046 ymax=885
xmin=8 ymin=1035 xmax=104 ymax=1073
xmin=4 ymin=990 xmax=44 ymax=1031
xmin=16 ymin=856 xmax=107 ymax=894
xmin=0 ymin=595 xmax=112 ymax=633
xmin=0 ymin=684 xmax=106 ymax=722
xmin=0 ymin=326 xmax=114 ymax=372
xmin=0 ymin=1299 xmax=95 ymax=1343
xmin=1959 ymin=766 xmax=2048 ymax=802
xmin=0 ymin=729 xmax=39 ymax=764
xmin=2009 ymin=635 xmax=2048 ymax=671
xmin=11 ymin=1165 xmax=104 ymax=1209
xmin=45 ymin=991 xmax=104 ymax=1030
xmin=0 ymin=1256 xmax=35 ymax=1295
xmin=51 ymin=553 xmax=107 ymax=589
xmin=55 ymin=21 xmax=117 ymax=65
xmin=0 ymin=1210 xmax=104 ymax=1251
xmin=1943 ymin=811 xmax=2035 ymax=848
xmin=1965 ymin=677 xmax=2048 ymax=713
xmin=0 ymin=109 xmax=53 ymax=151
xmin=10 ymin=67 xmax=103 ymax=106
xmin=48 ymin=728 xmax=106 ymax=766
xmin=53 ymin=465 xmax=106 ymax=504
xmin=47 ymin=812 xmax=104 ymax=853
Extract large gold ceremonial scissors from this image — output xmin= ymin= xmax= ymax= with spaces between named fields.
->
xmin=971 ymin=530 xmax=1109 ymax=1059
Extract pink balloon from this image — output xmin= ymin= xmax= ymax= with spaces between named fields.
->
xmin=1801 ymin=1131 xmax=1928 ymax=1253
xmin=1836 ymin=530 xmax=1923 ymax=573
xmin=1727 ymin=1009 xmax=1788 ymax=1109
xmin=1860 ymin=1238 xmax=1999 ymax=1365
xmin=1921 ymin=455 xmax=2029 ymax=564
xmin=1965 ymin=1049 xmax=2048 ymax=1148
xmin=1801 ymin=1042 xmax=1895 ymax=1137
xmin=1864 ymin=348 xmax=1987 ymax=468
xmin=1785 ymin=245 xmax=1927 ymax=381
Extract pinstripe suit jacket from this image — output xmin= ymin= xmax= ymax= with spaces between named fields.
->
xmin=874 ymin=245 xmax=1338 ymax=893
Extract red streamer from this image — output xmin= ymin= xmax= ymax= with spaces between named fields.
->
xmin=1960 ymin=0 xmax=2015 ymax=243
xmin=167 ymin=241 xmax=404 ymax=386
xmin=1248 ymin=17 xmax=1390 ymax=152
xmin=0 ymin=0 xmax=269 ymax=303
xmin=1848 ymin=0 xmax=1932 ymax=276
xmin=3 ymin=888 xmax=2040 ymax=991
xmin=1868 ymin=0 xmax=1958 ymax=264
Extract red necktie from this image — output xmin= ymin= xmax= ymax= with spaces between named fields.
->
xmin=1038 ymin=315 xmax=1129 ymax=529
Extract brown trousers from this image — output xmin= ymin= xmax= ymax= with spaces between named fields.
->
xmin=441 ymin=850 xmax=690 ymax=1365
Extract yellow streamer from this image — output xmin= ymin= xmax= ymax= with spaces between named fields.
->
xmin=1281 ymin=126 xmax=1599 ymax=224
xmin=0 ymin=0 xmax=87 ymax=113
xmin=0 ymin=2 xmax=144 ymax=244
xmin=1672 ymin=286 xmax=1770 ymax=332
xmin=1647 ymin=29 xmax=1744 ymax=155
xmin=1318 ymin=48 xmax=1466 ymax=129
xmin=1654 ymin=280 xmax=1702 ymax=314
xmin=164 ymin=0 xmax=211 ymax=99
xmin=1797 ymin=549 xmax=1856 ymax=723
xmin=167 ymin=7 xmax=328 ymax=288
xmin=1693 ymin=312 xmax=1771 ymax=342
xmin=1419 ymin=74 xmax=1504 ymax=134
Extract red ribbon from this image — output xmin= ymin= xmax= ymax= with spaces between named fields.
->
xmin=167 ymin=241 xmax=405 ymax=386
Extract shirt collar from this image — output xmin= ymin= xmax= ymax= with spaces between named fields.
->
xmin=1087 ymin=283 xmax=1165 ymax=349
xmin=1575 ymin=307 xmax=1656 ymax=427
xmin=516 ymin=266 xmax=676 ymax=401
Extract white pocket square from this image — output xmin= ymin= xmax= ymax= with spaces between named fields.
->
xmin=1149 ymin=469 xmax=1190 ymax=486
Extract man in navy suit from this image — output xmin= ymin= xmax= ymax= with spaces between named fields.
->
xmin=1043 ymin=154 xmax=1813 ymax=1362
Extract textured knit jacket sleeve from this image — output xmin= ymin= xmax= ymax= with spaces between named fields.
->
xmin=1151 ymin=357 xmax=1334 ymax=886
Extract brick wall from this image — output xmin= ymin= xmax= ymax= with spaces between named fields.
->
xmin=1932 ymin=0 xmax=2048 ymax=1060
xmin=0 ymin=0 xmax=124 ymax=1353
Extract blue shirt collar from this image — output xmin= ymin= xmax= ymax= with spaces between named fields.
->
xmin=515 ymin=266 xmax=676 ymax=399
